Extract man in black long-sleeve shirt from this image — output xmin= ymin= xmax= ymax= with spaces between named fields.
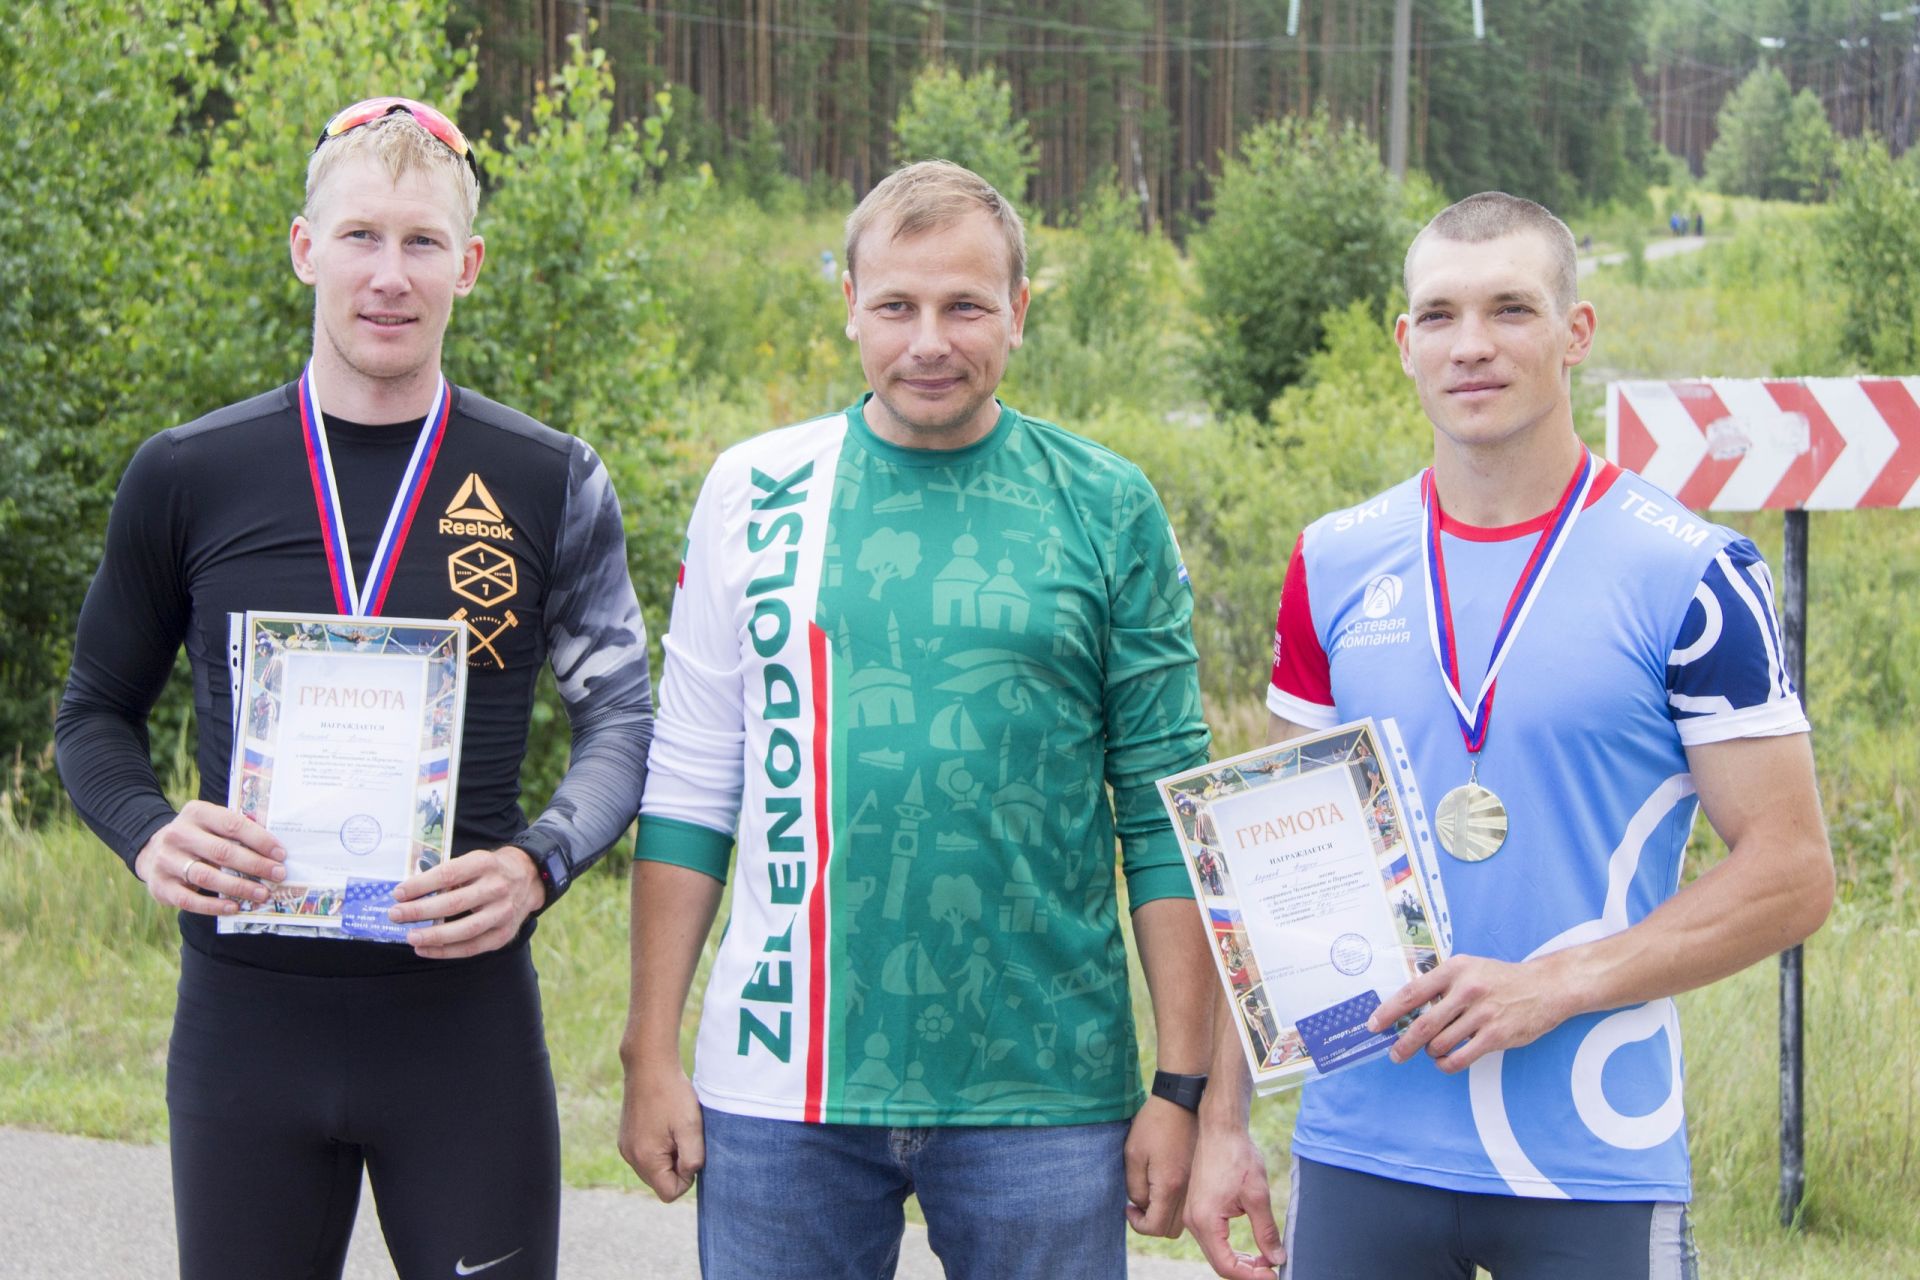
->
xmin=55 ymin=98 xmax=653 ymax=1279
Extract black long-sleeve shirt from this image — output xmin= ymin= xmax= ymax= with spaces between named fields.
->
xmin=56 ymin=381 xmax=653 ymax=976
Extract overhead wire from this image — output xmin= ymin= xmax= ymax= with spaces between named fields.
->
xmin=555 ymin=1 xmax=1908 ymax=143
xmin=573 ymin=0 xmax=1493 ymax=56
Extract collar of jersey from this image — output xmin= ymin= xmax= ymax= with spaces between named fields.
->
xmin=279 ymin=377 xmax=442 ymax=446
xmin=1437 ymin=461 xmax=1621 ymax=542
xmin=317 ymin=414 xmax=432 ymax=445
xmin=844 ymin=393 xmax=1017 ymax=468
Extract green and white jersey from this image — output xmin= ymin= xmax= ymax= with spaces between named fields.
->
xmin=638 ymin=397 xmax=1209 ymax=1127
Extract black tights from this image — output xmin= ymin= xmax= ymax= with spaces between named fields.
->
xmin=166 ymin=944 xmax=561 ymax=1280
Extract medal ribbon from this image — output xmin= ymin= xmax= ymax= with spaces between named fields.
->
xmin=1419 ymin=451 xmax=1596 ymax=755
xmin=297 ymin=362 xmax=451 ymax=617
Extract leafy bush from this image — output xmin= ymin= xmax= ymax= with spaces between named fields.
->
xmin=713 ymin=108 xmax=806 ymax=215
xmin=653 ymin=199 xmax=857 ymax=418
xmin=460 ymin=47 xmax=685 ymax=455
xmin=1650 ymin=147 xmax=1695 ymax=196
xmin=890 ymin=64 xmax=1037 ymax=205
xmin=1582 ymin=204 xmax=1844 ymax=379
xmin=1004 ymin=182 xmax=1190 ymax=422
xmin=1190 ymin=113 xmax=1413 ymax=417
xmin=1705 ymin=65 xmax=1834 ymax=202
xmin=1782 ymin=91 xmax=1839 ymax=199
xmin=1046 ymin=182 xmax=1166 ymax=347
xmin=1086 ymin=301 xmax=1427 ymax=708
xmin=0 ymin=0 xmax=213 ymax=804
xmin=1826 ymin=137 xmax=1920 ymax=372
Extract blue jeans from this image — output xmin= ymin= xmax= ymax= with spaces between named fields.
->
xmin=696 ymin=1105 xmax=1130 ymax=1279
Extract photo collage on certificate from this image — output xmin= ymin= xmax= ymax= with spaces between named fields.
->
xmin=221 ymin=613 xmax=466 ymax=939
xmin=1158 ymin=719 xmax=1449 ymax=1092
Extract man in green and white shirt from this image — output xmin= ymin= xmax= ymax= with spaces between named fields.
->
xmin=619 ymin=160 xmax=1213 ymax=1277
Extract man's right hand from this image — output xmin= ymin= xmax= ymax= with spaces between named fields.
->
xmin=1185 ymin=1123 xmax=1286 ymax=1280
xmin=132 ymin=800 xmax=287 ymax=915
xmin=618 ymin=1058 xmax=705 ymax=1203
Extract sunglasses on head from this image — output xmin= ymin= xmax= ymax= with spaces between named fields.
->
xmin=315 ymin=97 xmax=480 ymax=180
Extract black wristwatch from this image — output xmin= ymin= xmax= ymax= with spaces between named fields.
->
xmin=514 ymin=827 xmax=572 ymax=908
xmin=1150 ymin=1070 xmax=1208 ymax=1113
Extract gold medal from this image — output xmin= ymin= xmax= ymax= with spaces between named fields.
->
xmin=1434 ymin=780 xmax=1508 ymax=862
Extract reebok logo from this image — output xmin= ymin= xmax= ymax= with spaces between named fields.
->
xmin=453 ymin=1246 xmax=523 ymax=1275
xmin=445 ymin=473 xmax=504 ymax=521
xmin=440 ymin=473 xmax=514 ymax=541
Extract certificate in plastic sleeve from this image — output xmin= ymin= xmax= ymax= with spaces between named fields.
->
xmin=1157 ymin=719 xmax=1452 ymax=1093
xmin=218 ymin=612 xmax=467 ymax=941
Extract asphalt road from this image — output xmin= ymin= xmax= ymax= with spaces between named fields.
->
xmin=0 ymin=1127 xmax=1216 ymax=1278
xmin=1577 ymin=232 xmax=1711 ymax=276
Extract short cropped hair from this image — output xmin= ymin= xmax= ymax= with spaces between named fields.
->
xmin=1404 ymin=191 xmax=1578 ymax=313
xmin=305 ymin=112 xmax=480 ymax=239
xmin=845 ymin=159 xmax=1027 ymax=294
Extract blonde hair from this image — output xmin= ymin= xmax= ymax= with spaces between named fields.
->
xmin=1405 ymin=191 xmax=1578 ymax=312
xmin=845 ymin=159 xmax=1026 ymax=293
xmin=305 ymin=112 xmax=480 ymax=238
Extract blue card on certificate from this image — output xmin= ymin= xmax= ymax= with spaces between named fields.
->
xmin=340 ymin=878 xmax=414 ymax=943
xmin=1296 ymin=991 xmax=1395 ymax=1073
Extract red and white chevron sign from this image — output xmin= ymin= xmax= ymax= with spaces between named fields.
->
xmin=1607 ymin=378 xmax=1920 ymax=511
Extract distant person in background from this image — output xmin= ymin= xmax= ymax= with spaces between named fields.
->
xmin=1183 ymin=190 xmax=1833 ymax=1280
xmin=1694 ymin=211 xmax=1705 ymax=236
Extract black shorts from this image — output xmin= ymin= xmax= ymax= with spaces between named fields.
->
xmin=1283 ymin=1156 xmax=1699 ymax=1280
xmin=167 ymin=943 xmax=560 ymax=1280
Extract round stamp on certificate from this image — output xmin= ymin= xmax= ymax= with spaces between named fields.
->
xmin=339 ymin=813 xmax=383 ymax=857
xmin=1329 ymin=932 xmax=1373 ymax=976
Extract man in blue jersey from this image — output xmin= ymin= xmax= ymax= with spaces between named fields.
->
xmin=1184 ymin=192 xmax=1833 ymax=1279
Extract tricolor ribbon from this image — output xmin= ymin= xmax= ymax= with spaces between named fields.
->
xmin=297 ymin=362 xmax=450 ymax=617
xmin=1419 ymin=451 xmax=1596 ymax=754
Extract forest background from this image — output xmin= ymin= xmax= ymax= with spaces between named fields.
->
xmin=3 ymin=1 xmax=1918 ymax=1275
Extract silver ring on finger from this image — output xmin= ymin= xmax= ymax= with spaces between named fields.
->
xmin=183 ymin=858 xmax=206 ymax=887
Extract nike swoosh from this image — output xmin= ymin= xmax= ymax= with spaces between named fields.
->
xmin=454 ymin=1248 xmax=524 ymax=1275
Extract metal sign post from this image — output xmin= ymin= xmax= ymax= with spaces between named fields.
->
xmin=1609 ymin=375 xmax=1920 ymax=1230
xmin=1778 ymin=510 xmax=1808 ymax=1226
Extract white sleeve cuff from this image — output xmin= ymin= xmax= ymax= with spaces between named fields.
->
xmin=1675 ymin=697 xmax=1810 ymax=747
xmin=1266 ymin=685 xmax=1341 ymax=731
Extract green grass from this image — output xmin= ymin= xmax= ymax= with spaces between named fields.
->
xmin=1579 ymin=204 xmax=1843 ymax=384
xmin=1679 ymin=903 xmax=1920 ymax=1277
xmin=0 ymin=819 xmax=174 ymax=1142
xmin=5 ymin=811 xmax=1914 ymax=1274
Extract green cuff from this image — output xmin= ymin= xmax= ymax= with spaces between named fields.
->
xmin=1123 ymin=860 xmax=1195 ymax=908
xmin=634 ymin=815 xmax=733 ymax=882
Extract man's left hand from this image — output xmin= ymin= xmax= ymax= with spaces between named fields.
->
xmin=392 ymin=846 xmax=547 ymax=960
xmin=1124 ymin=1094 xmax=1198 ymax=1238
xmin=1367 ymin=953 xmax=1571 ymax=1073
